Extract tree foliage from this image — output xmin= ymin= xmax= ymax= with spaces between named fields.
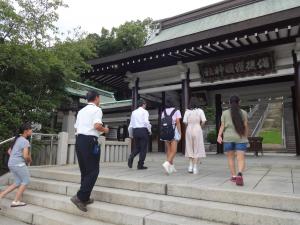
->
xmin=86 ymin=18 xmax=154 ymax=58
xmin=0 ymin=0 xmax=95 ymax=139
xmin=0 ymin=0 xmax=154 ymax=141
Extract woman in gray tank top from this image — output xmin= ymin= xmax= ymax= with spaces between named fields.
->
xmin=0 ymin=123 xmax=32 ymax=207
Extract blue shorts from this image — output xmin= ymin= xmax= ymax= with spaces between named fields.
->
xmin=8 ymin=165 xmax=30 ymax=186
xmin=224 ymin=142 xmax=248 ymax=152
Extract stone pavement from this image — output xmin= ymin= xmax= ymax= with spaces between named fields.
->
xmin=49 ymin=152 xmax=300 ymax=196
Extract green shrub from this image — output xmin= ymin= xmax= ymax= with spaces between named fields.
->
xmin=207 ymin=130 xmax=217 ymax=144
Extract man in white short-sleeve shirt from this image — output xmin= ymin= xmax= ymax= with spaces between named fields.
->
xmin=71 ymin=91 xmax=109 ymax=212
xmin=128 ymin=99 xmax=151 ymax=170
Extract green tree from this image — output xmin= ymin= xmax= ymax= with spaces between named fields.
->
xmin=0 ymin=0 xmax=95 ymax=140
xmin=87 ymin=18 xmax=154 ymax=58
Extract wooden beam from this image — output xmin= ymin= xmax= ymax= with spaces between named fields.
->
xmin=213 ymin=42 xmax=225 ymax=50
xmin=239 ymin=35 xmax=250 ymax=45
xmin=265 ymin=30 xmax=271 ymax=41
xmin=174 ymin=50 xmax=189 ymax=58
xmin=205 ymin=43 xmax=218 ymax=52
xmin=287 ymin=25 xmax=292 ymax=37
xmin=109 ymin=79 xmax=126 ymax=87
xmin=94 ymin=75 xmax=106 ymax=81
xmin=230 ymin=38 xmax=242 ymax=47
xmin=248 ymin=33 xmax=259 ymax=44
xmin=275 ymin=28 xmax=280 ymax=39
xmin=168 ymin=52 xmax=181 ymax=59
xmin=278 ymin=27 xmax=288 ymax=39
xmin=258 ymin=32 xmax=268 ymax=42
xmin=221 ymin=40 xmax=233 ymax=48
xmin=101 ymin=75 xmax=119 ymax=84
xmin=182 ymin=49 xmax=195 ymax=57
xmin=197 ymin=45 xmax=210 ymax=53
xmin=189 ymin=47 xmax=202 ymax=55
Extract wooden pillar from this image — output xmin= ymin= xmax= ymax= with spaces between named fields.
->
xmin=215 ymin=94 xmax=223 ymax=154
xmin=181 ymin=69 xmax=190 ymax=154
xmin=158 ymin=92 xmax=166 ymax=152
xmin=182 ymin=69 xmax=190 ymax=112
xmin=131 ymin=78 xmax=139 ymax=110
xmin=292 ymin=50 xmax=300 ymax=155
xmin=291 ymin=87 xmax=300 ymax=155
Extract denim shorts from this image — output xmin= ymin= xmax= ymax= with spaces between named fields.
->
xmin=8 ymin=164 xmax=30 ymax=186
xmin=224 ymin=142 xmax=248 ymax=152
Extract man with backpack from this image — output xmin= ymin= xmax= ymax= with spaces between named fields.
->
xmin=160 ymin=97 xmax=182 ymax=175
xmin=128 ymin=99 xmax=151 ymax=170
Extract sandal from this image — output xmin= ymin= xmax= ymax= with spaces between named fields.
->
xmin=11 ymin=201 xmax=27 ymax=207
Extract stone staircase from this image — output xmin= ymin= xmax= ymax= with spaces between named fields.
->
xmin=284 ymin=102 xmax=297 ymax=152
xmin=1 ymin=168 xmax=300 ymax=225
xmin=248 ymin=104 xmax=268 ymax=136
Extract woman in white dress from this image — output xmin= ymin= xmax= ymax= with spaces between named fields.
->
xmin=183 ymin=97 xmax=207 ymax=174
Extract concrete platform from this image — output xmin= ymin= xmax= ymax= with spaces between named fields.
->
xmin=29 ymin=153 xmax=300 ymax=196
xmin=1 ymin=153 xmax=300 ymax=225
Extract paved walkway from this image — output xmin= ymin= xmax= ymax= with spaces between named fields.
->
xmin=40 ymin=153 xmax=300 ymax=196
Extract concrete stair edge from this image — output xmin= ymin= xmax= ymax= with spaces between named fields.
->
xmin=26 ymin=171 xmax=300 ymax=213
xmin=0 ymin=198 xmax=114 ymax=225
xmin=3 ymin=184 xmax=300 ymax=225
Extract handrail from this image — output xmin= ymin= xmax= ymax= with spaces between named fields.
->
xmin=248 ymin=104 xmax=260 ymax=119
xmin=0 ymin=133 xmax=58 ymax=147
xmin=0 ymin=137 xmax=15 ymax=146
xmin=251 ymin=104 xmax=269 ymax=137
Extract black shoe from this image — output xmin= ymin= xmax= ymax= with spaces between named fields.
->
xmin=137 ymin=166 xmax=148 ymax=170
xmin=71 ymin=195 xmax=87 ymax=212
xmin=128 ymin=156 xmax=133 ymax=168
xmin=84 ymin=198 xmax=94 ymax=205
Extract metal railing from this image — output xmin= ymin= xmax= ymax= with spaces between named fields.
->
xmin=0 ymin=133 xmax=58 ymax=166
xmin=248 ymin=104 xmax=260 ymax=119
xmin=0 ymin=137 xmax=15 ymax=146
xmin=251 ymin=104 xmax=270 ymax=137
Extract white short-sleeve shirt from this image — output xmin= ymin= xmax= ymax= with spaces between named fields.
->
xmin=74 ymin=103 xmax=103 ymax=137
xmin=183 ymin=108 xmax=207 ymax=124
xmin=128 ymin=107 xmax=152 ymax=133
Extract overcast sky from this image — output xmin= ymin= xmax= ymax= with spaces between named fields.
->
xmin=56 ymin=0 xmax=223 ymax=35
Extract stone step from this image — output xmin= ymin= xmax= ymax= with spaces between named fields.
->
xmin=3 ymin=190 xmax=226 ymax=225
xmin=0 ymin=198 xmax=113 ymax=225
xmin=6 ymin=180 xmax=300 ymax=225
xmin=0 ymin=215 xmax=29 ymax=225
xmin=28 ymin=171 xmax=300 ymax=213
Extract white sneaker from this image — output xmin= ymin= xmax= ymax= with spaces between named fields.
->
xmin=188 ymin=161 xmax=193 ymax=173
xmin=193 ymin=165 xmax=199 ymax=174
xmin=162 ymin=161 xmax=171 ymax=174
xmin=170 ymin=164 xmax=177 ymax=173
xmin=188 ymin=165 xmax=193 ymax=173
xmin=11 ymin=201 xmax=27 ymax=207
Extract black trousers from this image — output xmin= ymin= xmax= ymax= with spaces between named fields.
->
xmin=130 ymin=128 xmax=149 ymax=167
xmin=75 ymin=134 xmax=100 ymax=202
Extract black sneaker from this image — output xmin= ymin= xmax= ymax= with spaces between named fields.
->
xmin=137 ymin=166 xmax=148 ymax=170
xmin=71 ymin=195 xmax=87 ymax=212
xmin=128 ymin=156 xmax=133 ymax=168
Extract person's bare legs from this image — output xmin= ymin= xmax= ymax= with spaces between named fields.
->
xmin=14 ymin=184 xmax=27 ymax=202
xmin=165 ymin=142 xmax=171 ymax=162
xmin=0 ymin=184 xmax=18 ymax=199
xmin=236 ymin=151 xmax=245 ymax=174
xmin=226 ymin=151 xmax=236 ymax=177
xmin=167 ymin=141 xmax=177 ymax=164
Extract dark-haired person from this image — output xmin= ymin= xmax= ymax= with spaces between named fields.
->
xmin=0 ymin=123 xmax=32 ymax=207
xmin=217 ymin=96 xmax=249 ymax=186
xmin=161 ymin=97 xmax=182 ymax=174
xmin=183 ymin=97 xmax=207 ymax=174
xmin=71 ymin=91 xmax=109 ymax=212
xmin=128 ymin=99 xmax=151 ymax=170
